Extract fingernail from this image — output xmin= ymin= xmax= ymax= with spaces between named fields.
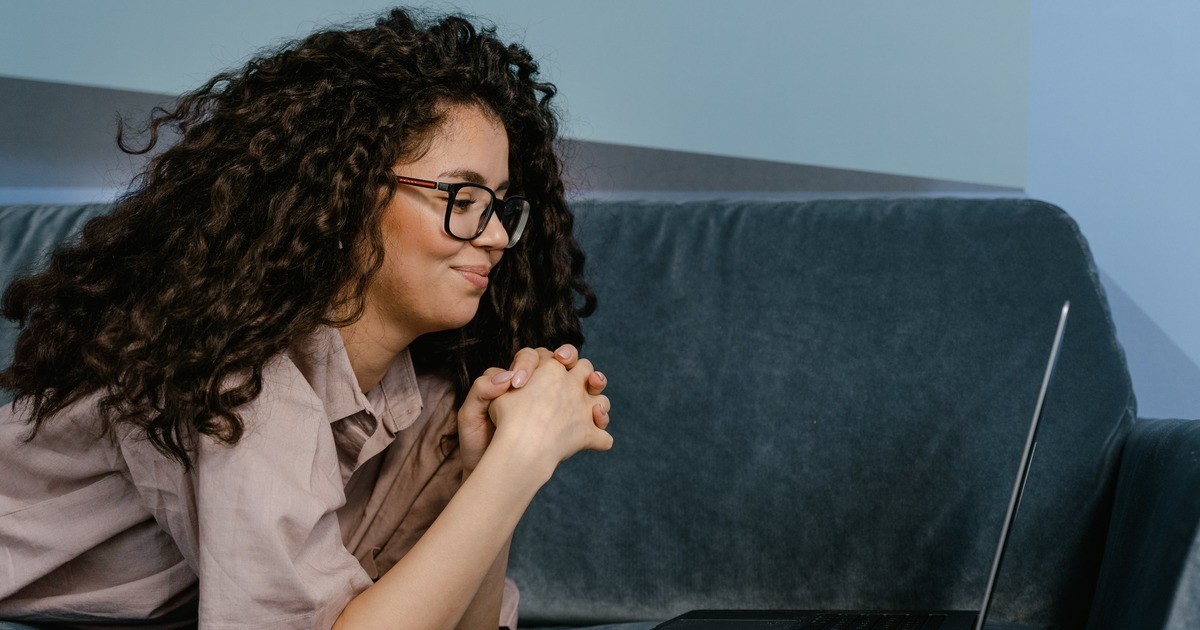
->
xmin=555 ymin=346 xmax=572 ymax=360
xmin=512 ymin=369 xmax=529 ymax=387
xmin=491 ymin=370 xmax=514 ymax=384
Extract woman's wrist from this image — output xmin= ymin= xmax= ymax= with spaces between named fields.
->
xmin=485 ymin=426 xmax=557 ymax=490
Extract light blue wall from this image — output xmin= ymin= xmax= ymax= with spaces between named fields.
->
xmin=2 ymin=1 xmax=1195 ymax=414
xmin=0 ymin=0 xmax=1029 ymax=188
xmin=471 ymin=1 xmax=1029 ymax=188
xmin=1026 ymin=2 xmax=1200 ymax=385
xmin=0 ymin=0 xmax=387 ymax=93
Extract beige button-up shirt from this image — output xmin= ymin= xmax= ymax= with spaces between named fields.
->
xmin=0 ymin=325 xmax=518 ymax=628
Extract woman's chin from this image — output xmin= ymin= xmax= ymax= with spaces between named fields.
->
xmin=431 ymin=303 xmax=482 ymax=333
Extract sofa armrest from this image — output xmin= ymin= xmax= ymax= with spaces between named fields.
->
xmin=1087 ymin=418 xmax=1200 ymax=630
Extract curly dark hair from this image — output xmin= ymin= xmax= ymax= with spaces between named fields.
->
xmin=0 ymin=8 xmax=595 ymax=467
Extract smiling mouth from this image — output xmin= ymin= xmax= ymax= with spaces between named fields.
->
xmin=453 ymin=267 xmax=490 ymax=289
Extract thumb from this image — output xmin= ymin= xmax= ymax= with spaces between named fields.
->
xmin=460 ymin=368 xmax=514 ymax=425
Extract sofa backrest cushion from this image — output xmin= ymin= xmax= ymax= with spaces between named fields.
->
xmin=507 ymin=198 xmax=1134 ymax=628
xmin=0 ymin=204 xmax=112 ymax=407
xmin=0 ymin=199 xmax=1134 ymax=628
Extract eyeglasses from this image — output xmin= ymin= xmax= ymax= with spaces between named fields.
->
xmin=394 ymin=175 xmax=530 ymax=248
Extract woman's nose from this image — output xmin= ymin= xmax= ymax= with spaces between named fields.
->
xmin=474 ymin=207 xmax=511 ymax=249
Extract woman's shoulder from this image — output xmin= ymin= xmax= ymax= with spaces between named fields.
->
xmin=1 ymin=389 xmax=116 ymax=461
xmin=197 ymin=351 xmax=337 ymax=455
xmin=226 ymin=324 xmax=361 ymax=427
xmin=247 ymin=351 xmax=329 ymax=416
xmin=1 ymin=390 xmax=125 ymax=507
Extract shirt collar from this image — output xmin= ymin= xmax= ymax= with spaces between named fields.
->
xmin=365 ymin=346 xmax=423 ymax=435
xmin=287 ymin=325 xmax=424 ymax=434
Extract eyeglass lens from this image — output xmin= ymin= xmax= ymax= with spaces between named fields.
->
xmin=447 ymin=184 xmax=529 ymax=246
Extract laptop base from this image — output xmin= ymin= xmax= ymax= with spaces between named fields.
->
xmin=654 ymin=609 xmax=978 ymax=630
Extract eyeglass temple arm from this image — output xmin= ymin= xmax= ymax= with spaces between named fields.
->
xmin=395 ymin=175 xmax=450 ymax=192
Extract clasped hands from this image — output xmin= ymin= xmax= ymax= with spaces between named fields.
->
xmin=457 ymin=345 xmax=612 ymax=477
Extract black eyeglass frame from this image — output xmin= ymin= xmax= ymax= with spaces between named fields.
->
xmin=394 ymin=174 xmax=529 ymax=248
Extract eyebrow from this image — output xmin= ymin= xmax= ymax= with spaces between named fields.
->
xmin=437 ymin=168 xmax=509 ymax=191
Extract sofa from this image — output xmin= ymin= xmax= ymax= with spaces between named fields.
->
xmin=1 ymin=198 xmax=1198 ymax=630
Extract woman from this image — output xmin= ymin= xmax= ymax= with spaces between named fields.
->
xmin=0 ymin=8 xmax=611 ymax=629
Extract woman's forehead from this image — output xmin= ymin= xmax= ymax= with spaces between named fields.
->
xmin=400 ymin=104 xmax=510 ymax=184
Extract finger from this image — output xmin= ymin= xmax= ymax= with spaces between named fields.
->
xmin=590 ymin=428 xmax=614 ymax=452
xmin=592 ymin=403 xmax=610 ymax=430
xmin=524 ymin=347 xmax=569 ymax=383
xmin=568 ymin=357 xmax=595 ymax=383
xmin=552 ymin=344 xmax=579 ymax=369
xmin=508 ymin=347 xmax=540 ymax=388
xmin=586 ymin=370 xmax=607 ymax=396
xmin=591 ymin=395 xmax=611 ymax=429
xmin=464 ymin=367 xmax=513 ymax=411
xmin=533 ymin=347 xmax=566 ymax=372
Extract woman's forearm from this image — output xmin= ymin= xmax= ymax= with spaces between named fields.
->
xmin=455 ymin=536 xmax=512 ymax=630
xmin=335 ymin=437 xmax=548 ymax=630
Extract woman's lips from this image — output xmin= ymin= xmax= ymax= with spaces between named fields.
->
xmin=453 ymin=266 xmax=490 ymax=289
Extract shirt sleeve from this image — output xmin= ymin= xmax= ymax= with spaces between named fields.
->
xmin=190 ymin=358 xmax=371 ymax=629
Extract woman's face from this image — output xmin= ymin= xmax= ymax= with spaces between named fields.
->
xmin=364 ymin=103 xmax=512 ymax=341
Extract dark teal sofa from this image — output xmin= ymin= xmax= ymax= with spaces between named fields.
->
xmin=1 ymin=199 xmax=1197 ymax=630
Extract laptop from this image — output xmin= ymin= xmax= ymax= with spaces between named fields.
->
xmin=653 ymin=302 xmax=1071 ymax=630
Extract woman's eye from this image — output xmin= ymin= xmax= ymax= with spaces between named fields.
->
xmin=438 ymin=197 xmax=470 ymax=213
